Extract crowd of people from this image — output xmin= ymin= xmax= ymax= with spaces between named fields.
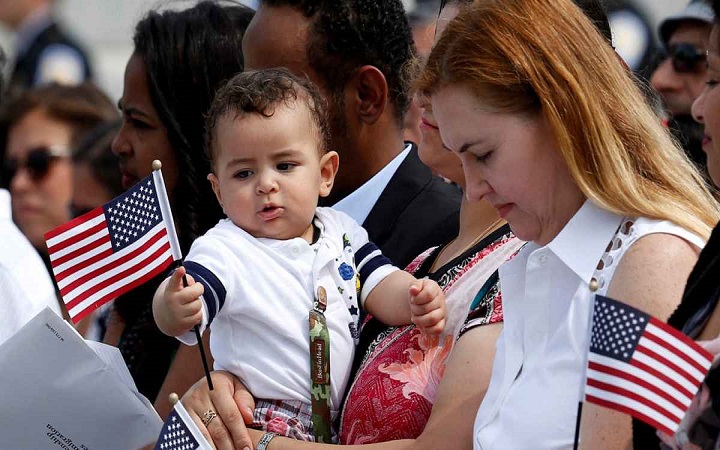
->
xmin=2 ymin=0 xmax=720 ymax=449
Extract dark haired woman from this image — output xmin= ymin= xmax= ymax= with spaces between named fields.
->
xmin=106 ymin=0 xmax=254 ymax=418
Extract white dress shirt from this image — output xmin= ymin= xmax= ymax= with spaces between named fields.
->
xmin=473 ymin=200 xmax=704 ymax=449
xmin=0 ymin=189 xmax=61 ymax=346
xmin=333 ymin=144 xmax=411 ymax=225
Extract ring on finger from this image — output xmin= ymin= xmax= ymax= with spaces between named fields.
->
xmin=201 ymin=409 xmax=217 ymax=427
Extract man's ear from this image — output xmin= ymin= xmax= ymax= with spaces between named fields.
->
xmin=318 ymin=151 xmax=340 ymax=198
xmin=346 ymin=65 xmax=388 ymax=125
xmin=207 ymin=172 xmax=224 ymax=213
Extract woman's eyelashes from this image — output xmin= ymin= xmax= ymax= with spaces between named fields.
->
xmin=126 ymin=115 xmax=151 ymax=130
xmin=474 ymin=150 xmax=493 ymax=163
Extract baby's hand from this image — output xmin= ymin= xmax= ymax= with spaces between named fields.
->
xmin=152 ymin=266 xmax=204 ymax=337
xmin=409 ymin=278 xmax=446 ymax=335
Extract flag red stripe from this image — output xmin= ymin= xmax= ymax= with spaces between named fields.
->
xmin=54 ymin=247 xmax=114 ymax=283
xmin=643 ymin=331 xmax=707 ymax=376
xmin=649 ymin=317 xmax=713 ymax=362
xmin=588 ymin=361 xmax=688 ymax=410
xmin=630 ymin=358 xmax=694 ymax=401
xmin=586 ymin=394 xmax=674 ymax=437
xmin=59 ymin=230 xmax=169 ymax=296
xmin=637 ymin=343 xmax=698 ymax=387
xmin=45 ymin=207 xmax=103 ymax=240
xmin=587 ymin=378 xmax=682 ymax=423
xmin=65 ymin=240 xmax=171 ymax=310
xmin=47 ymin=220 xmax=107 ymax=254
xmin=51 ymin=234 xmax=111 ymax=270
xmin=69 ymin=255 xmax=173 ymax=323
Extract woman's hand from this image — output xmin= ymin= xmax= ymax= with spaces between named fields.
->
xmin=181 ymin=371 xmax=256 ymax=450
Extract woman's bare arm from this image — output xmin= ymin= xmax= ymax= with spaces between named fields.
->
xmin=580 ymin=233 xmax=699 ymax=449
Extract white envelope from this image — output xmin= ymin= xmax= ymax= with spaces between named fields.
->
xmin=0 ymin=307 xmax=163 ymax=450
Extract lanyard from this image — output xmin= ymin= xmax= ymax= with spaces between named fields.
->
xmin=309 ymin=286 xmax=332 ymax=443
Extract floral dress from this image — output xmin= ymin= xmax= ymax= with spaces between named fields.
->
xmin=338 ymin=225 xmax=522 ymax=444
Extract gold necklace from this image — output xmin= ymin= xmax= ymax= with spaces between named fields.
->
xmin=430 ymin=217 xmax=505 ymax=272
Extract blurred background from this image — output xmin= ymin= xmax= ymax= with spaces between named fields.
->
xmin=0 ymin=0 xmax=691 ymax=103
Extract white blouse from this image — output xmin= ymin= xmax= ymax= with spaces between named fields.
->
xmin=473 ymin=200 xmax=704 ymax=449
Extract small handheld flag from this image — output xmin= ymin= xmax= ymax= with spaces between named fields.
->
xmin=45 ymin=169 xmax=179 ymax=323
xmin=584 ymin=295 xmax=714 ymax=436
xmin=154 ymin=393 xmax=213 ymax=450
xmin=45 ymin=161 xmax=215 ymax=390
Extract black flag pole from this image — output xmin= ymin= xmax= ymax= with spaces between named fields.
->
xmin=574 ymin=281 xmax=601 ymax=449
xmin=175 ymin=260 xmax=214 ymax=390
xmin=153 ymin=159 xmax=214 ymax=391
xmin=573 ymin=401 xmax=583 ymax=450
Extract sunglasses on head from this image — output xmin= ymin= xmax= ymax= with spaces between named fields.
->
xmin=3 ymin=145 xmax=69 ymax=182
xmin=658 ymin=43 xmax=707 ymax=74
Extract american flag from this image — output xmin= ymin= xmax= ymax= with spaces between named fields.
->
xmin=45 ymin=172 xmax=180 ymax=323
xmin=155 ymin=400 xmax=213 ymax=450
xmin=585 ymin=295 xmax=714 ymax=436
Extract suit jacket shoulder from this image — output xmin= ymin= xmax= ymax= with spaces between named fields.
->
xmin=363 ymin=144 xmax=460 ymax=268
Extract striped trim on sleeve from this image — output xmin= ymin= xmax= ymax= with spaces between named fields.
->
xmin=355 ymin=242 xmax=393 ymax=287
xmin=184 ymin=261 xmax=226 ymax=325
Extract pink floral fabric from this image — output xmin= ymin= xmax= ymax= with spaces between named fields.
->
xmin=339 ymin=230 xmax=515 ymax=444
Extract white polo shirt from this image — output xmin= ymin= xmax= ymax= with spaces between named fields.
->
xmin=473 ymin=200 xmax=704 ymax=449
xmin=180 ymin=207 xmax=397 ymax=414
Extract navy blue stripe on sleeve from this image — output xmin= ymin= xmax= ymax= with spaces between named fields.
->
xmin=184 ymin=261 xmax=226 ymax=325
xmin=355 ymin=242 xmax=392 ymax=286
xmin=355 ymin=242 xmax=377 ymax=265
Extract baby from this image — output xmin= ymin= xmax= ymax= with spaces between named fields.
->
xmin=152 ymin=68 xmax=446 ymax=443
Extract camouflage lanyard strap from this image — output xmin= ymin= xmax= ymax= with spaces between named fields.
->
xmin=309 ymin=286 xmax=332 ymax=443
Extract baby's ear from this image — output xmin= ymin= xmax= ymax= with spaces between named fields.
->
xmin=207 ymin=172 xmax=224 ymax=209
xmin=319 ymin=151 xmax=339 ymax=198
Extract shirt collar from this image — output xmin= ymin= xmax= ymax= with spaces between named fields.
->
xmin=332 ymin=143 xmax=411 ymax=225
xmin=545 ymin=199 xmax=624 ymax=283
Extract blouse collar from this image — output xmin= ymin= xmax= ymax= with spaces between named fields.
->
xmin=545 ymin=199 xmax=623 ymax=283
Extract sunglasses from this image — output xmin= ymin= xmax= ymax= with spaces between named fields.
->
xmin=3 ymin=145 xmax=69 ymax=182
xmin=658 ymin=43 xmax=707 ymax=74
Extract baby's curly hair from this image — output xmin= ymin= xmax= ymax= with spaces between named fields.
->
xmin=205 ymin=68 xmax=331 ymax=165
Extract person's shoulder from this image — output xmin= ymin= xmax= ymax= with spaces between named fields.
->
xmin=608 ymin=221 xmax=700 ymax=320
xmin=189 ymin=220 xmax=247 ymax=254
xmin=316 ymin=206 xmax=359 ymax=227
xmin=631 ymin=217 xmax=705 ymax=249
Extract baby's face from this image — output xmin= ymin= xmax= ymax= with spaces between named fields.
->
xmin=208 ymin=103 xmax=335 ymax=241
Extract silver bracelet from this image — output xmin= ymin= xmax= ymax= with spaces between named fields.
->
xmin=257 ymin=432 xmax=277 ymax=450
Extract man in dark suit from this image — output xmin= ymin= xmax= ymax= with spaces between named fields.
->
xmin=0 ymin=0 xmax=92 ymax=94
xmin=242 ymin=0 xmax=460 ymax=270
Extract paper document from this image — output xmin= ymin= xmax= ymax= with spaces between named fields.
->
xmin=0 ymin=307 xmax=163 ymax=450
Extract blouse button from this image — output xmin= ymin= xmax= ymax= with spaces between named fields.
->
xmin=291 ymin=245 xmax=300 ymax=254
xmin=589 ymin=278 xmax=599 ymax=292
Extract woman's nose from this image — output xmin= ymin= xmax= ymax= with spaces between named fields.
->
xmin=692 ymin=90 xmax=706 ymax=125
xmin=111 ymin=121 xmax=131 ymax=157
